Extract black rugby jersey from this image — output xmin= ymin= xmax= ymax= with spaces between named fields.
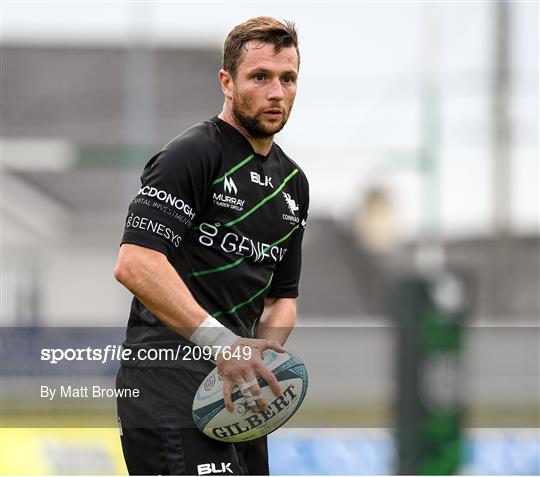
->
xmin=120 ymin=117 xmax=309 ymax=360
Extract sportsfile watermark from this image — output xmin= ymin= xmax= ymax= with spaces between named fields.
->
xmin=1 ymin=325 xmax=538 ymax=428
xmin=40 ymin=344 xmax=252 ymax=365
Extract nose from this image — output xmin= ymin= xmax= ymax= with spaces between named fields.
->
xmin=267 ymin=77 xmax=284 ymax=101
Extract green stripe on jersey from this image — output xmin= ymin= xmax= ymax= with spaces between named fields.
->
xmin=212 ymin=154 xmax=254 ymax=185
xmin=190 ymin=224 xmax=300 ymax=278
xmin=191 ymin=256 xmax=245 ymax=277
xmin=211 ymin=274 xmax=273 ymax=318
xmin=224 ymin=168 xmax=299 ymax=228
xmin=250 ymin=314 xmax=262 ymax=337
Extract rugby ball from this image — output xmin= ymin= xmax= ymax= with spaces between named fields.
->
xmin=192 ymin=349 xmax=308 ymax=442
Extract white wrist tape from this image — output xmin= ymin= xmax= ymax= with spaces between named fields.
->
xmin=189 ymin=316 xmax=239 ymax=358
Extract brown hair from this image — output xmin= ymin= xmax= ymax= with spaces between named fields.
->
xmin=223 ymin=16 xmax=300 ymax=78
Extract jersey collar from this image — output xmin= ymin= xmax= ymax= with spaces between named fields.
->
xmin=211 ymin=116 xmax=275 ymax=161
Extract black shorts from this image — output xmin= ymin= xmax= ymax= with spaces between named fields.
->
xmin=116 ymin=365 xmax=269 ymax=475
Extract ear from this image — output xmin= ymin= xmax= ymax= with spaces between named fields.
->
xmin=218 ymin=69 xmax=234 ymax=100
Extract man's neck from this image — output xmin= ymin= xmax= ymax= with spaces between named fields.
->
xmin=218 ymin=110 xmax=273 ymax=156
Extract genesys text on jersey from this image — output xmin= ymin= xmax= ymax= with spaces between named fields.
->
xmin=126 ymin=213 xmax=182 ymax=247
xmin=41 ymin=345 xmax=252 ymax=365
xmin=198 ymin=222 xmax=288 ymax=263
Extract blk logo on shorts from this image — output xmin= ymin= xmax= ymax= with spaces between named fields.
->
xmin=197 ymin=462 xmax=233 ymax=475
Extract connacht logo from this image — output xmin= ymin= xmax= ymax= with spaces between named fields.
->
xmin=224 ymin=177 xmax=237 ymax=195
xmin=282 ymin=192 xmax=299 ymax=215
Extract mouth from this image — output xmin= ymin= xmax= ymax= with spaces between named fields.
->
xmin=262 ymin=109 xmax=284 ymax=120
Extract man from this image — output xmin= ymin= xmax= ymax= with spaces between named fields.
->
xmin=114 ymin=16 xmax=309 ymax=475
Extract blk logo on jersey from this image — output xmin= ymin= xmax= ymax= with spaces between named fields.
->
xmin=250 ymin=171 xmax=274 ymax=188
xmin=224 ymin=177 xmax=238 ymax=195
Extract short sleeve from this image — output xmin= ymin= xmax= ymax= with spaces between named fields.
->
xmin=121 ymin=137 xmax=215 ymax=259
xmin=267 ymin=179 xmax=309 ymax=299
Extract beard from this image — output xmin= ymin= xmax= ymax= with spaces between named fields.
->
xmin=231 ymin=91 xmax=290 ymax=139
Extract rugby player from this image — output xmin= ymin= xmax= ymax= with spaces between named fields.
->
xmin=114 ymin=17 xmax=309 ymax=475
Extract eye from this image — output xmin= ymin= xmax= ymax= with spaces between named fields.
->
xmin=254 ymin=73 xmax=266 ymax=81
xmin=281 ymin=75 xmax=295 ymax=84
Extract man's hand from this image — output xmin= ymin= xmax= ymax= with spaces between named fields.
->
xmin=216 ymin=338 xmax=285 ymax=413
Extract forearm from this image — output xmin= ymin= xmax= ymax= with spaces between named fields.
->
xmin=256 ymin=298 xmax=296 ymax=345
xmin=114 ymin=244 xmax=208 ymax=339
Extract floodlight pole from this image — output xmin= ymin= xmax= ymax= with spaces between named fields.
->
xmin=124 ymin=2 xmax=157 ymax=146
xmin=416 ymin=2 xmax=444 ymax=274
xmin=492 ymin=0 xmax=512 ymax=317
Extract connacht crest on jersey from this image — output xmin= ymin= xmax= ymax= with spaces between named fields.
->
xmin=282 ymin=192 xmax=299 ymax=215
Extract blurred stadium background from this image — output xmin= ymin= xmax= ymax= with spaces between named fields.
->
xmin=1 ymin=1 xmax=538 ymax=475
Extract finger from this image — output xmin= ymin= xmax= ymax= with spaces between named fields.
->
xmin=240 ymin=387 xmax=258 ymax=412
xmin=256 ymin=365 xmax=283 ymax=397
xmin=248 ymin=382 xmax=267 ymax=411
xmin=251 ymin=391 xmax=268 ymax=412
xmin=239 ymin=378 xmax=258 ymax=393
xmin=249 ymin=386 xmax=266 ymax=412
xmin=249 ymin=383 xmax=262 ymax=397
xmin=241 ymin=374 xmax=266 ymax=412
xmin=222 ymin=379 xmax=234 ymax=412
xmin=262 ymin=339 xmax=286 ymax=353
